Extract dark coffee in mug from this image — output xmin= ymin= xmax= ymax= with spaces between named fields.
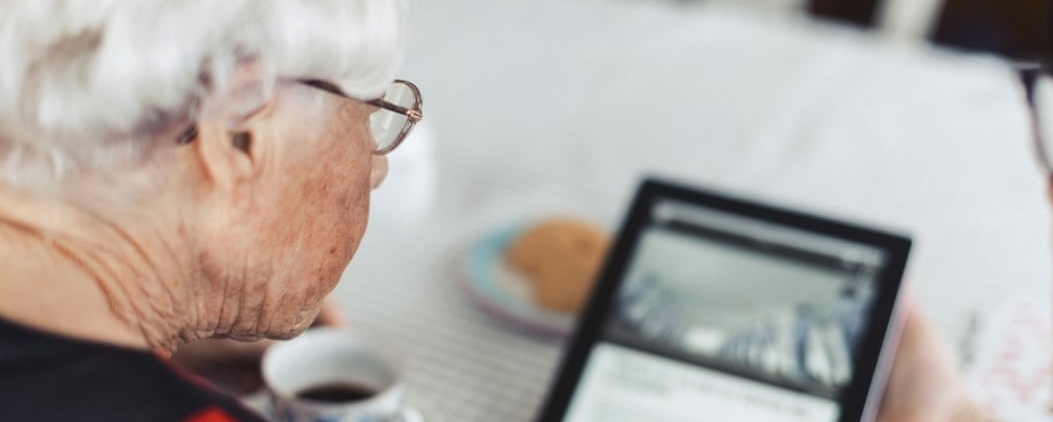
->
xmin=295 ymin=382 xmax=378 ymax=403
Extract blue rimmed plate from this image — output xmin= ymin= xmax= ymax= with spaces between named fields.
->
xmin=461 ymin=226 xmax=575 ymax=337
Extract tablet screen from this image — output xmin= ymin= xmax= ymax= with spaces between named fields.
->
xmin=560 ymin=199 xmax=893 ymax=422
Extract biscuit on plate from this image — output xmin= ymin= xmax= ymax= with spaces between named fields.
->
xmin=505 ymin=217 xmax=611 ymax=314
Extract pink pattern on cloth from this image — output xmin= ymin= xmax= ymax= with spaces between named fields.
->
xmin=966 ymin=299 xmax=1052 ymax=422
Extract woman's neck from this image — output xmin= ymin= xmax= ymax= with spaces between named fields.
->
xmin=0 ymin=222 xmax=152 ymax=350
xmin=0 ymin=188 xmax=195 ymax=354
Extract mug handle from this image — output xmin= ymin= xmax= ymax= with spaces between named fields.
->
xmin=389 ymin=407 xmax=425 ymax=422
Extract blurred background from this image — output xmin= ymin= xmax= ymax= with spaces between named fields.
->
xmin=695 ymin=0 xmax=1050 ymax=60
xmin=337 ymin=0 xmax=1053 ymax=421
xmin=823 ymin=0 xmax=1045 ymax=60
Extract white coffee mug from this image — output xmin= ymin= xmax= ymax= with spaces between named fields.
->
xmin=262 ymin=328 xmax=423 ymax=422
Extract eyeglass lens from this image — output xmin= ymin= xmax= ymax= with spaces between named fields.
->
xmin=369 ymin=82 xmax=415 ymax=152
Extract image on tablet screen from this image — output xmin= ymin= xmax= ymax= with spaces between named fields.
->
xmin=563 ymin=200 xmax=889 ymax=422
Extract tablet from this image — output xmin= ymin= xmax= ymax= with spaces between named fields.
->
xmin=536 ymin=179 xmax=911 ymax=422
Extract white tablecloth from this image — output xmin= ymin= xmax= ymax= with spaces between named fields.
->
xmin=332 ymin=1 xmax=1053 ymax=420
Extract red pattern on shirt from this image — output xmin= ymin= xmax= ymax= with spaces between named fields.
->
xmin=184 ymin=406 xmax=239 ymax=422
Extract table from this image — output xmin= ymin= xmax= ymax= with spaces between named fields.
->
xmin=331 ymin=0 xmax=1053 ymax=420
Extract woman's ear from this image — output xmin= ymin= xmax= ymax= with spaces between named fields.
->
xmin=189 ymin=60 xmax=274 ymax=193
xmin=188 ymin=125 xmax=256 ymax=195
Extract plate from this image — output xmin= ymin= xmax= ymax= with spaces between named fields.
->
xmin=462 ymin=226 xmax=575 ymax=337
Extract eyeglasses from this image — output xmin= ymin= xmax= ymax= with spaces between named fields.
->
xmin=301 ymin=79 xmax=423 ymax=155
xmin=176 ymin=79 xmax=423 ymax=156
xmin=1018 ymin=63 xmax=1053 ymax=179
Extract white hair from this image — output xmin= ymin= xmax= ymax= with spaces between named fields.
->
xmin=0 ymin=0 xmax=407 ymax=196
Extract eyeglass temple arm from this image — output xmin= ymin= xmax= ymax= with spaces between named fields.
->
xmin=368 ymin=99 xmax=423 ymax=122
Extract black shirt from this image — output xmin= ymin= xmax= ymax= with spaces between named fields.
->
xmin=0 ymin=317 xmax=267 ymax=422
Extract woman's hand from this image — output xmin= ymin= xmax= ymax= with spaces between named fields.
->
xmin=876 ymin=298 xmax=993 ymax=422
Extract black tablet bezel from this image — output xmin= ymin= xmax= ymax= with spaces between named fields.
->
xmin=535 ymin=178 xmax=912 ymax=422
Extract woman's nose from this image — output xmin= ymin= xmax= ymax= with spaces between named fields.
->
xmin=370 ymin=154 xmax=389 ymax=190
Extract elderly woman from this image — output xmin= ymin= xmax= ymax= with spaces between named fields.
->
xmin=0 ymin=1 xmax=995 ymax=422
xmin=0 ymin=0 xmax=421 ymax=420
